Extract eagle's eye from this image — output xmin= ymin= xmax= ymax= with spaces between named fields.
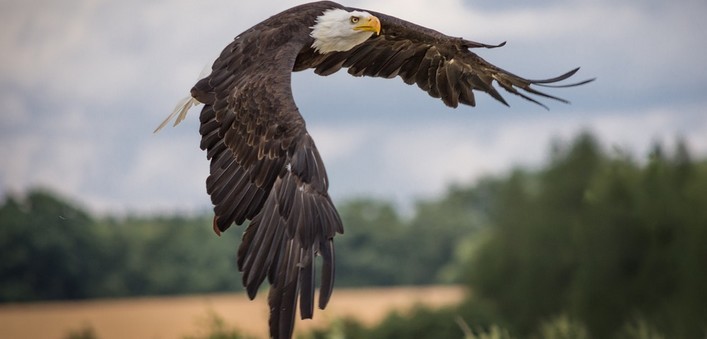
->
xmin=350 ymin=16 xmax=360 ymax=24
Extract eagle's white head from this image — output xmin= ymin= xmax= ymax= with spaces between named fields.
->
xmin=310 ymin=9 xmax=381 ymax=54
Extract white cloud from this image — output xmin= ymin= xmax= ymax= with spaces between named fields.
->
xmin=308 ymin=124 xmax=371 ymax=163
xmin=1 ymin=0 xmax=706 ymax=215
xmin=0 ymin=135 xmax=42 ymax=192
xmin=309 ymin=102 xmax=707 ymax=211
xmin=0 ymin=131 xmax=98 ymax=201
xmin=0 ymin=92 xmax=30 ymax=127
xmin=105 ymin=131 xmax=209 ymax=214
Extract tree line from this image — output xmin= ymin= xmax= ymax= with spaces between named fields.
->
xmin=0 ymin=174 xmax=475 ymax=301
xmin=2 ymin=131 xmax=706 ymax=338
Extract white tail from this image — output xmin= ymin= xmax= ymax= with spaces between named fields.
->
xmin=153 ymin=63 xmax=212 ymax=133
xmin=153 ymin=96 xmax=200 ymax=133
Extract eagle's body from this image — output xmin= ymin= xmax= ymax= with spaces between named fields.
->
xmin=158 ymin=1 xmax=592 ymax=338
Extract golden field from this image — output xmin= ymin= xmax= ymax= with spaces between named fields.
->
xmin=0 ymin=285 xmax=465 ymax=339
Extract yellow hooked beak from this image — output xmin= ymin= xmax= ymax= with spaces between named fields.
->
xmin=354 ymin=15 xmax=381 ymax=35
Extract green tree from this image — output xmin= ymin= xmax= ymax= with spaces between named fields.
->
xmin=93 ymin=215 xmax=243 ymax=297
xmin=334 ymin=194 xmax=482 ymax=286
xmin=0 ymin=190 xmax=243 ymax=301
xmin=465 ymin=133 xmax=707 ymax=338
xmin=334 ymin=199 xmax=407 ymax=286
xmin=0 ymin=189 xmax=104 ymax=301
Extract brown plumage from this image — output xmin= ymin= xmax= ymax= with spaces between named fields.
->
xmin=177 ymin=1 xmax=593 ymax=338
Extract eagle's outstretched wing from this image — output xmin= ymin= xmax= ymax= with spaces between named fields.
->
xmin=295 ymin=8 xmax=593 ymax=109
xmin=192 ymin=3 xmax=344 ymax=339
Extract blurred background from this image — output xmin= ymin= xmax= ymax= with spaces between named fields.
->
xmin=1 ymin=0 xmax=706 ymax=338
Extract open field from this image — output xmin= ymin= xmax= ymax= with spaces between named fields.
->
xmin=0 ymin=285 xmax=465 ymax=339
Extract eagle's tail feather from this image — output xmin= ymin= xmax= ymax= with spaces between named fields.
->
xmin=153 ymin=96 xmax=201 ymax=133
xmin=154 ymin=63 xmax=212 ymax=133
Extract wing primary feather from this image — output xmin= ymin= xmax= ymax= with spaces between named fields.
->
xmin=465 ymin=73 xmax=508 ymax=106
xmin=496 ymin=81 xmax=550 ymax=109
xmin=536 ymin=77 xmax=596 ymax=88
xmin=414 ymin=49 xmax=434 ymax=91
xmin=426 ymin=51 xmax=443 ymax=98
xmin=436 ymin=60 xmax=456 ymax=107
xmin=210 ymin=166 xmax=244 ymax=206
xmin=216 ymin=182 xmax=256 ymax=227
xmin=206 ymin=157 xmax=237 ymax=195
xmin=525 ymin=67 xmax=581 ymax=84
xmin=241 ymin=197 xmax=276 ymax=275
xmin=518 ymin=85 xmax=571 ymax=104
xmin=200 ymin=130 xmax=220 ymax=154
xmin=278 ymin=172 xmax=298 ymax=217
xmin=462 ymin=39 xmax=507 ymax=49
xmin=242 ymin=195 xmax=285 ymax=298
xmin=241 ymin=188 xmax=268 ymax=223
xmin=299 ymin=249 xmax=315 ymax=319
xmin=237 ymin=222 xmax=256 ymax=271
xmin=268 ymin=239 xmax=300 ymax=339
xmin=210 ymin=147 xmax=235 ymax=171
xmin=318 ymin=239 xmax=335 ymax=309
xmin=458 ymin=77 xmax=477 ymax=106
xmin=446 ymin=60 xmax=464 ymax=107
xmin=287 ymin=189 xmax=304 ymax=238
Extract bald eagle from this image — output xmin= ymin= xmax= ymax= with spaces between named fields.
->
xmin=156 ymin=1 xmax=592 ymax=338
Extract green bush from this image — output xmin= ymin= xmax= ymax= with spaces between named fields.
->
xmin=183 ymin=310 xmax=257 ymax=339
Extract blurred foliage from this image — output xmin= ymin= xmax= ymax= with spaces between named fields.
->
xmin=302 ymin=304 xmax=467 ymax=339
xmin=0 ymin=191 xmax=244 ymax=301
xmin=0 ymin=190 xmax=102 ymax=301
xmin=463 ymin=133 xmax=707 ymax=338
xmin=63 ymin=324 xmax=99 ymax=339
xmin=334 ymin=194 xmax=480 ymax=286
xmin=183 ymin=310 xmax=257 ymax=339
xmin=2 ymin=131 xmax=707 ymax=339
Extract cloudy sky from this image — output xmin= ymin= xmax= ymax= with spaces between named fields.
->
xmin=1 ymin=0 xmax=706 ymax=215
